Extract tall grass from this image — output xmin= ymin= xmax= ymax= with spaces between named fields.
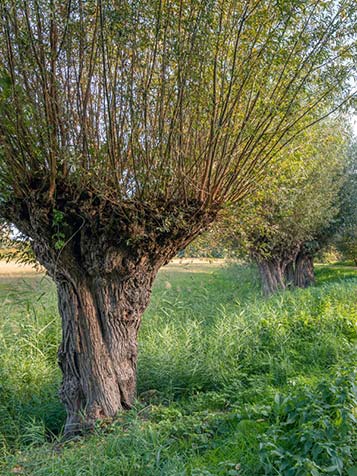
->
xmin=0 ymin=263 xmax=356 ymax=475
xmin=0 ymin=277 xmax=64 ymax=453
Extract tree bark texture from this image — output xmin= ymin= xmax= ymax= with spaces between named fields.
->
xmin=294 ymin=251 xmax=315 ymax=288
xmin=284 ymin=260 xmax=295 ymax=287
xmin=257 ymin=259 xmax=286 ymax=295
xmin=56 ymin=269 xmax=155 ymax=435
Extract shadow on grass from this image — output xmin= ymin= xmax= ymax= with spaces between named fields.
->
xmin=1 ymin=261 xmax=356 ymax=457
xmin=0 ymin=377 xmax=66 ymax=454
xmin=315 ymin=264 xmax=357 ymax=287
xmin=0 ymin=275 xmax=65 ymax=452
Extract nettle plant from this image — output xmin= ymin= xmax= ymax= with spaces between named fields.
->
xmin=0 ymin=0 xmax=356 ymax=434
xmin=259 ymin=371 xmax=357 ymax=476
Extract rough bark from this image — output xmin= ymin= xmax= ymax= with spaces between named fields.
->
xmin=294 ymin=250 xmax=315 ymax=288
xmin=56 ymin=268 xmax=156 ymax=435
xmin=257 ymin=259 xmax=286 ymax=295
xmin=284 ymin=260 xmax=295 ymax=287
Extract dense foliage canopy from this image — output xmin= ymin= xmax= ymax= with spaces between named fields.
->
xmin=333 ymin=139 xmax=357 ymax=263
xmin=227 ymin=121 xmax=348 ymax=260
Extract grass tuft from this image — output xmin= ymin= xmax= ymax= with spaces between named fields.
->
xmin=0 ymin=262 xmax=356 ymax=475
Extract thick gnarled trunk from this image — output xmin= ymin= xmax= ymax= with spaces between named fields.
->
xmin=2 ymin=190 xmax=217 ymax=435
xmin=56 ymin=270 xmax=156 ymax=435
xmin=257 ymin=259 xmax=286 ymax=295
xmin=294 ymin=251 xmax=315 ymax=288
xmin=284 ymin=261 xmax=295 ymax=287
xmin=253 ymin=243 xmax=301 ymax=295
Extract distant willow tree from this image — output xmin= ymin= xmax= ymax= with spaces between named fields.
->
xmin=0 ymin=0 xmax=356 ymax=434
xmin=218 ymin=121 xmax=348 ymax=295
xmin=333 ymin=139 xmax=357 ymax=265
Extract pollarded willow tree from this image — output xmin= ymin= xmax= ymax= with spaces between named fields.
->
xmin=216 ymin=120 xmax=348 ymax=295
xmin=0 ymin=0 xmax=356 ymax=434
xmin=333 ymin=139 xmax=357 ymax=265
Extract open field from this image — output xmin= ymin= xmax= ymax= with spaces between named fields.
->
xmin=0 ymin=261 xmax=356 ymax=475
xmin=0 ymin=258 xmax=226 ymax=277
xmin=0 ymin=260 xmax=42 ymax=276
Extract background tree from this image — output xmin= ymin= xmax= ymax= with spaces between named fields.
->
xmin=0 ymin=0 xmax=356 ymax=434
xmin=333 ymin=139 xmax=357 ymax=265
xmin=216 ymin=120 xmax=349 ymax=295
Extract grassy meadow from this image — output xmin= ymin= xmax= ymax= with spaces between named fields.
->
xmin=0 ymin=260 xmax=356 ymax=475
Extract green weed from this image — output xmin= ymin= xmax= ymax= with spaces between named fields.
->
xmin=0 ymin=263 xmax=356 ymax=475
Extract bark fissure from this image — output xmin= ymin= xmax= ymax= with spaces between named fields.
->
xmin=56 ymin=269 xmax=155 ymax=434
